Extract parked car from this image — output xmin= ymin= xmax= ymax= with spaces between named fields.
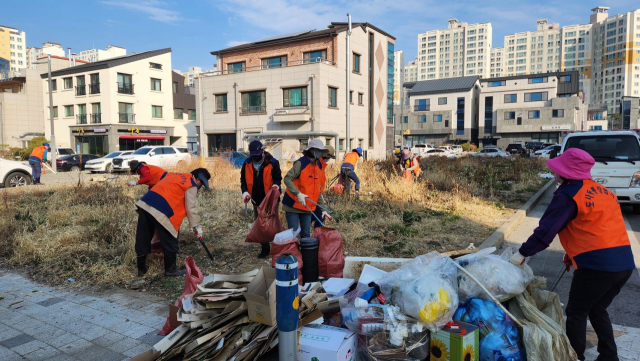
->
xmin=221 ymin=151 xmax=250 ymax=168
xmin=112 ymin=146 xmax=192 ymax=172
xmin=85 ymin=151 xmax=133 ymax=173
xmin=525 ymin=141 xmax=545 ymax=152
xmin=451 ymin=145 xmax=463 ymax=154
xmin=506 ymin=143 xmax=526 ymax=156
xmin=0 ymin=158 xmax=31 ymax=187
xmin=411 ymin=144 xmax=434 ymax=156
xmin=471 ymin=148 xmax=511 ymax=157
xmin=423 ymin=149 xmax=450 ymax=157
xmin=56 ymin=148 xmax=75 ymax=157
xmin=56 ymin=154 xmax=101 ymax=172
xmin=533 ymin=144 xmax=561 ymax=159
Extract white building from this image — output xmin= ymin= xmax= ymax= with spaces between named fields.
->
xmin=404 ymin=58 xmax=418 ymax=82
xmin=560 ymin=24 xmax=593 ymax=103
xmin=417 ymin=19 xmax=492 ymax=80
xmin=490 ymin=47 xmax=504 ymax=78
xmin=0 ymin=25 xmax=26 ymax=76
xmin=393 ymin=50 xmax=405 ymax=105
xmin=503 ymin=20 xmax=562 ymax=77
xmin=76 ymin=45 xmax=126 ymax=63
xmin=26 ymin=42 xmax=66 ymax=69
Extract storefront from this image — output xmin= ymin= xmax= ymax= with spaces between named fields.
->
xmin=207 ymin=133 xmax=237 ymax=155
xmin=118 ymin=136 xmax=165 ymax=151
xmin=70 ymin=126 xmax=174 ymax=155
xmin=72 ymin=128 xmax=110 ymax=156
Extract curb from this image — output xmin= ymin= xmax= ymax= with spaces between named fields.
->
xmin=480 ymin=179 xmax=556 ymax=249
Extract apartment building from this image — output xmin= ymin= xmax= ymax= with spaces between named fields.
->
xmin=201 ymin=22 xmax=395 ymax=159
xmin=26 ymin=42 xmax=66 ymax=69
xmin=393 ymin=50 xmax=405 ymax=105
xmin=417 ymin=19 xmax=492 ymax=80
xmin=171 ymin=71 xmax=197 ymax=152
xmin=490 ymin=48 xmax=504 ymax=77
xmin=503 ymin=20 xmax=562 ymax=78
xmin=398 ymin=76 xmax=480 ymax=146
xmin=560 ymin=24 xmax=593 ymax=102
xmin=620 ymin=96 xmax=640 ymax=129
xmin=0 ymin=25 xmax=26 ymax=77
xmin=478 ymin=71 xmax=593 ymax=148
xmin=404 ymin=58 xmax=418 ymax=82
xmin=76 ymin=45 xmax=126 ymax=63
xmin=41 ymin=48 xmax=191 ymax=156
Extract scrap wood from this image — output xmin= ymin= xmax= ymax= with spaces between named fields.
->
xmin=442 ymin=247 xmax=478 ymax=258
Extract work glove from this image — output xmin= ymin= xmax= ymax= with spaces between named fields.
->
xmin=242 ymin=192 xmax=251 ymax=203
xmin=509 ymin=251 xmax=526 ymax=266
xmin=321 ymin=211 xmax=333 ymax=221
xmin=127 ymin=181 xmax=138 ymax=187
xmin=297 ymin=193 xmax=308 ymax=206
xmin=563 ymin=253 xmax=572 ymax=272
xmin=193 ymin=225 xmax=203 ymax=240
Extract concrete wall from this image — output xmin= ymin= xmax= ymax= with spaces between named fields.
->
xmin=0 ymin=68 xmax=46 ymax=148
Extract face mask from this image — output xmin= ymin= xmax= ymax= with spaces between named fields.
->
xmin=554 ymin=173 xmax=564 ymax=184
xmin=252 ymin=155 xmax=263 ymax=163
xmin=312 ymin=150 xmax=324 ymax=160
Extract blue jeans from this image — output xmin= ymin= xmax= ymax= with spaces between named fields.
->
xmin=285 ymin=212 xmax=313 ymax=239
xmin=29 ymin=160 xmax=41 ymax=183
xmin=341 ymin=168 xmax=360 ymax=191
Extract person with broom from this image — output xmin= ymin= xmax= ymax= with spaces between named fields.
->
xmin=509 ymin=148 xmax=635 ymax=361
xmin=29 ymin=142 xmax=51 ymax=185
xmin=240 ymin=140 xmax=282 ymax=258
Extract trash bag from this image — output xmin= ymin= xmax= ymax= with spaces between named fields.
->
xmin=330 ymin=174 xmax=345 ymax=194
xmin=454 ymin=298 xmax=526 ymax=361
xmin=401 ymin=170 xmax=413 ymax=183
xmin=159 ymin=256 xmax=203 ymax=335
xmin=378 ymin=252 xmax=458 ymax=331
xmin=311 ymin=227 xmax=345 ymax=279
xmin=457 ymin=253 xmax=533 ymax=302
xmin=270 ymin=239 xmax=304 ymax=285
xmin=245 ymin=188 xmax=285 ymax=244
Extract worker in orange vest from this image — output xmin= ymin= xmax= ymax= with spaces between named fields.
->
xmin=135 ymin=168 xmax=211 ymax=277
xmin=29 ymin=142 xmax=51 ymax=185
xmin=510 ymin=148 xmax=635 ymax=361
xmin=341 ymin=147 xmax=363 ymax=197
xmin=128 ymin=160 xmax=168 ymax=189
xmin=240 ymin=140 xmax=282 ymax=258
xmin=399 ymin=147 xmax=420 ymax=181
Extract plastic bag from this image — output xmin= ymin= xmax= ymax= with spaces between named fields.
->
xmin=270 ymin=239 xmax=304 ymax=285
xmin=273 ymin=228 xmax=300 ymax=245
xmin=245 ymin=188 xmax=285 ymax=244
xmin=159 ymin=256 xmax=203 ymax=335
xmin=311 ymin=227 xmax=345 ymax=279
xmin=378 ymin=251 xmax=458 ymax=331
xmin=330 ymin=174 xmax=345 ymax=194
xmin=454 ymin=298 xmax=526 ymax=361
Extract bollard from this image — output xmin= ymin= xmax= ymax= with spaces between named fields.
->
xmin=276 ymin=253 xmax=299 ymax=361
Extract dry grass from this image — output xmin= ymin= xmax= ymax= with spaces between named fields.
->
xmin=0 ymin=155 xmax=548 ymax=298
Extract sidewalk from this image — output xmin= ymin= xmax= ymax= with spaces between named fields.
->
xmin=0 ymin=271 xmax=167 ymax=361
xmin=503 ymin=189 xmax=640 ymax=361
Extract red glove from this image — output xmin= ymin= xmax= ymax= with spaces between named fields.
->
xmin=563 ymin=253 xmax=573 ymax=272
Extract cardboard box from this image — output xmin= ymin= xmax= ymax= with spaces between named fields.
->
xmin=242 ymin=267 xmax=277 ymax=326
xmin=430 ymin=321 xmax=479 ymax=361
xmin=298 ymin=324 xmax=357 ymax=361
xmin=129 ymin=349 xmax=160 ymax=361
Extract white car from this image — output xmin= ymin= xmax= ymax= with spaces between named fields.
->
xmin=423 ymin=149 xmax=450 ymax=157
xmin=411 ymin=144 xmax=434 ymax=156
xmin=471 ymin=148 xmax=512 ymax=158
xmin=0 ymin=158 xmax=32 ymax=187
xmin=533 ymin=145 xmax=561 ymax=159
xmin=85 ymin=151 xmax=133 ymax=173
xmin=112 ymin=145 xmax=191 ymax=172
xmin=451 ymin=145 xmax=463 ymax=154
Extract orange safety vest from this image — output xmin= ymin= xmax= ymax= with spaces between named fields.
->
xmin=140 ymin=172 xmax=197 ymax=233
xmin=30 ymin=145 xmax=47 ymax=162
xmin=404 ymin=156 xmax=420 ymax=176
xmin=282 ymin=156 xmax=324 ymax=212
xmin=342 ymin=152 xmax=359 ymax=169
xmin=143 ymin=164 xmax=167 ymax=189
xmin=558 ymin=179 xmax=635 ymax=272
xmin=244 ymin=160 xmax=274 ymax=198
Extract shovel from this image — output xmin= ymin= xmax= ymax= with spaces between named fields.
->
xmin=198 ymin=237 xmax=214 ymax=260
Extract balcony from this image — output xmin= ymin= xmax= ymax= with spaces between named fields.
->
xmin=213 ymin=58 xmax=335 ymax=76
xmin=89 ymin=83 xmax=100 ymax=94
xmin=240 ymin=105 xmax=267 ymax=115
xmin=90 ymin=113 xmax=102 ymax=124
xmin=273 ymin=106 xmax=310 ymax=122
xmin=119 ymin=113 xmax=135 ymax=123
xmin=414 ymin=105 xmax=430 ymax=111
xmin=75 ymin=85 xmax=86 ymax=96
xmin=76 ymin=114 xmax=87 ymax=124
xmin=117 ymin=82 xmax=134 ymax=95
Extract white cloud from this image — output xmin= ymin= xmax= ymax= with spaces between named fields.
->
xmin=102 ymin=0 xmax=182 ymax=24
xmin=227 ymin=40 xmax=250 ymax=47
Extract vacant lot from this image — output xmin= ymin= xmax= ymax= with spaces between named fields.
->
xmin=0 ymin=156 xmax=548 ymax=300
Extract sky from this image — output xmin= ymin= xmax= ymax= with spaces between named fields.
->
xmin=4 ymin=0 xmax=639 ymax=71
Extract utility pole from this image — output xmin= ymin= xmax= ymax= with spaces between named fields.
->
xmin=47 ymin=55 xmax=57 ymax=172
xmin=345 ymin=13 xmax=352 ymax=156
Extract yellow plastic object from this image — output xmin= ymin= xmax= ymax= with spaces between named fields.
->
xmin=419 ymin=288 xmax=451 ymax=323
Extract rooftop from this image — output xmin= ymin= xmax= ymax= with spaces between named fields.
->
xmin=406 ymin=76 xmax=480 ymax=96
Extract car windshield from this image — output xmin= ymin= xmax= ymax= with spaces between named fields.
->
xmin=508 ymin=144 xmax=522 ymax=148
xmin=133 ymin=148 xmax=152 ymax=155
xmin=565 ymin=135 xmax=640 ymax=161
xmin=104 ymin=152 xmax=122 ymax=159
xmin=59 ymin=149 xmax=73 ymax=155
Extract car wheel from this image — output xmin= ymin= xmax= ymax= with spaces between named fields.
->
xmin=70 ymin=165 xmax=80 ymax=172
xmin=5 ymin=172 xmax=30 ymax=187
xmin=633 ymin=205 xmax=640 ymax=215
xmin=105 ymin=164 xmax=113 ymax=173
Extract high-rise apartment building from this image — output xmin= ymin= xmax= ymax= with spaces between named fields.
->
xmin=417 ymin=19 xmax=492 ymax=80
xmin=490 ymin=48 xmax=504 ymax=77
xmin=393 ymin=50 xmax=405 ymax=104
xmin=26 ymin=42 xmax=66 ymax=69
xmin=76 ymin=45 xmax=126 ymax=63
xmin=404 ymin=58 xmax=418 ymax=82
xmin=560 ymin=24 xmax=593 ymax=102
xmin=503 ymin=20 xmax=562 ymax=77
xmin=0 ymin=25 xmax=26 ymax=77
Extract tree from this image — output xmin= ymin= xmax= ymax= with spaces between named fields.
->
xmin=14 ymin=137 xmax=49 ymax=160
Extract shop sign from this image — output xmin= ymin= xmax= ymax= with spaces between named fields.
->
xmin=94 ymin=129 xmax=107 ymax=133
xmin=150 ymin=130 xmax=167 ymax=134
xmin=541 ymin=125 xmax=571 ymax=131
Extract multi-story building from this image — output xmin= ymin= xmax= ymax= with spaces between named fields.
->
xmin=42 ymin=48 xmax=192 ymax=155
xmin=404 ymin=58 xmax=418 ymax=82
xmin=478 ymin=71 xmax=592 ymax=148
xmin=200 ymin=22 xmax=395 ymax=159
xmin=76 ymin=45 xmax=126 ymax=63
xmin=560 ymin=24 xmax=593 ymax=102
xmin=620 ymin=96 xmax=640 ymax=129
xmin=0 ymin=25 xmax=26 ymax=77
xmin=393 ymin=50 xmax=405 ymax=105
xmin=417 ymin=19 xmax=492 ymax=80
xmin=503 ymin=20 xmax=562 ymax=77
xmin=26 ymin=42 xmax=66 ymax=69
xmin=184 ymin=66 xmax=202 ymax=87
xmin=490 ymin=47 xmax=504 ymax=77
xmin=171 ymin=70 xmax=197 ymax=152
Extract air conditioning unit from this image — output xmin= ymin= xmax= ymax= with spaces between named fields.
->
xmin=395 ymin=136 xmax=402 ymax=144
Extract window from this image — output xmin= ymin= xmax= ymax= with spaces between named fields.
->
xmin=552 ymin=109 xmax=564 ymax=117
xmin=505 ymin=111 xmax=515 ymax=120
xmin=339 ymin=139 xmax=344 ymax=151
xmin=488 ymin=80 xmax=505 ymax=87
xmin=456 ymin=98 xmax=465 ymax=135
xmin=150 ymin=78 xmax=161 ymax=91
xmin=173 ymin=82 xmax=178 ymax=94
xmin=419 ymin=115 xmax=426 ymax=123
xmin=228 ymin=62 xmax=245 ymax=73
xmin=528 ymin=77 xmax=548 ymax=84
xmin=415 ymin=99 xmax=430 ymax=111
xmin=63 ymin=77 xmax=72 ymax=89
xmin=149 ymin=62 xmax=162 ymax=70
xmin=215 ymin=94 xmax=228 ymax=112
xmin=403 ymin=116 xmax=408 ymax=123
xmin=50 ymin=79 xmax=57 ymax=91
xmin=261 ymin=55 xmax=287 ymax=69
xmin=117 ymin=73 xmax=133 ymax=94
xmin=358 ymin=93 xmax=363 ymax=105
xmin=353 ymin=53 xmax=361 ymax=72
xmin=283 ymin=87 xmax=308 ymax=107
xmin=188 ymin=109 xmax=196 ymax=120
xmin=89 ymin=73 xmax=100 ymax=94
xmin=174 ymin=108 xmax=183 ymax=119
xmin=304 ymin=50 xmax=327 ymax=63
xmin=559 ymin=75 xmax=571 ymax=83
xmin=118 ymin=103 xmax=134 ymax=123
xmin=328 ymin=87 xmax=337 ymax=107
xmin=152 ymin=105 xmax=163 ymax=118
xmin=242 ymin=90 xmax=266 ymax=113
xmin=504 ymin=94 xmax=517 ymax=103
xmin=528 ymin=110 xmax=540 ymax=118
xmin=52 ymin=106 xmax=58 ymax=118
xmin=434 ymin=114 xmax=442 ymax=122
xmin=64 ymin=105 xmax=74 ymax=117
xmin=91 ymin=103 xmax=101 ymax=123
xmin=525 ymin=92 xmax=548 ymax=101
xmin=438 ymin=97 xmax=447 ymax=105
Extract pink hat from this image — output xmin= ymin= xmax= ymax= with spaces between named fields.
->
xmin=546 ymin=148 xmax=595 ymax=180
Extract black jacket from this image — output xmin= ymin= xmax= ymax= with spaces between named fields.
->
xmin=240 ymin=152 xmax=282 ymax=205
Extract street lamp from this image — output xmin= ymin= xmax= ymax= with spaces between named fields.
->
xmin=33 ymin=56 xmax=57 ymax=172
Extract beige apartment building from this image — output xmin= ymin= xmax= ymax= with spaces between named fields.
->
xmin=502 ymin=20 xmax=562 ymax=78
xmin=42 ymin=48 xmax=193 ymax=156
xmin=200 ymin=22 xmax=395 ymax=159
xmin=404 ymin=58 xmax=418 ymax=82
xmin=490 ymin=48 xmax=504 ymax=77
xmin=393 ymin=50 xmax=405 ymax=105
xmin=0 ymin=25 xmax=26 ymax=77
xmin=417 ymin=20 xmax=492 ymax=80
xmin=76 ymin=45 xmax=126 ymax=63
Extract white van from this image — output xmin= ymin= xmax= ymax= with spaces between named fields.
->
xmin=561 ymin=130 xmax=640 ymax=213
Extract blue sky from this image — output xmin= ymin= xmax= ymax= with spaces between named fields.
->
xmin=5 ymin=0 xmax=639 ymax=71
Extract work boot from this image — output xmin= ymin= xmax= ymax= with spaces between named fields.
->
xmin=164 ymin=254 xmax=186 ymax=277
xmin=257 ymin=243 xmax=271 ymax=259
xmin=136 ymin=256 xmax=147 ymax=276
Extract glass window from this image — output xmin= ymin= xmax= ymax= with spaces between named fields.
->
xmin=189 ymin=109 xmax=196 ymax=120
xmin=349 ymin=91 xmax=353 ymax=103
xmin=552 ymin=109 xmax=564 ymax=117
xmin=528 ymin=110 xmax=540 ymax=118
xmin=50 ymin=79 xmax=57 ymax=91
xmin=559 ymin=75 xmax=571 ymax=83
xmin=420 ymin=115 xmax=426 ymax=122
xmin=52 ymin=106 xmax=58 ymax=118
xmin=456 ymin=98 xmax=465 ymax=135
xmin=216 ymin=94 xmax=228 ymax=112
xmin=505 ymin=111 xmax=515 ymax=119
xmin=434 ymin=114 xmax=442 ymax=122
xmin=149 ymin=62 xmax=162 ymax=69
xmin=118 ymin=103 xmax=134 ymax=123
xmin=358 ymin=93 xmax=363 ymax=105
xmin=403 ymin=116 xmax=408 ymax=123
xmin=174 ymin=108 xmax=183 ymax=119
xmin=64 ymin=105 xmax=74 ymax=117
xmin=261 ymin=56 xmax=287 ymax=69
xmin=488 ymin=80 xmax=505 ymax=87
xmin=304 ymin=50 xmax=327 ymax=63
xmin=117 ymin=73 xmax=133 ymax=94
xmin=242 ymin=90 xmax=267 ymax=113
xmin=524 ymin=92 xmax=548 ymax=101
xmin=63 ymin=77 xmax=72 ymax=89
xmin=328 ymin=87 xmax=337 ymax=107
xmin=228 ymin=62 xmax=246 ymax=73
xmin=152 ymin=105 xmax=162 ymax=118
xmin=504 ymin=94 xmax=517 ymax=103
xmin=353 ymin=53 xmax=361 ymax=72
xmin=565 ymin=135 xmax=640 ymax=162
xmin=415 ymin=99 xmax=430 ymax=111
xmin=150 ymin=78 xmax=161 ymax=91
xmin=528 ymin=77 xmax=548 ymax=83
xmin=173 ymin=82 xmax=178 ymax=94
xmin=283 ymin=87 xmax=308 ymax=107
xmin=438 ymin=97 xmax=447 ymax=105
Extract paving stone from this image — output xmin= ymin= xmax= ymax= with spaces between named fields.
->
xmin=77 ymin=326 xmax=110 ymax=341
xmin=136 ymin=331 xmax=163 ymax=346
xmin=0 ymin=329 xmax=21 ymax=342
xmin=34 ymin=330 xmax=81 ymax=349
xmin=0 ymin=354 xmax=25 ymax=361
xmin=9 ymin=316 xmax=45 ymax=334
xmin=123 ymin=343 xmax=152 ymax=358
xmin=0 ymin=346 xmax=16 ymax=358
xmin=11 ymin=340 xmax=47 ymax=356
xmin=69 ymin=345 xmax=125 ymax=361
xmin=0 ymin=334 xmax=35 ymax=349
xmin=23 ymin=345 xmax=60 ymax=360
xmin=44 ymin=354 xmax=79 ymax=361
xmin=121 ymin=324 xmax=155 ymax=340
xmin=59 ymin=339 xmax=93 ymax=355
xmin=36 ymin=297 xmax=64 ymax=307
xmin=105 ymin=336 xmax=143 ymax=354
xmin=92 ymin=332 xmax=126 ymax=348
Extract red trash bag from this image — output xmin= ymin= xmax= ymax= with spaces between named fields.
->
xmin=311 ymin=227 xmax=345 ymax=279
xmin=270 ymin=240 xmax=304 ymax=285
xmin=158 ymin=256 xmax=203 ymax=335
xmin=245 ymin=188 xmax=285 ymax=244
